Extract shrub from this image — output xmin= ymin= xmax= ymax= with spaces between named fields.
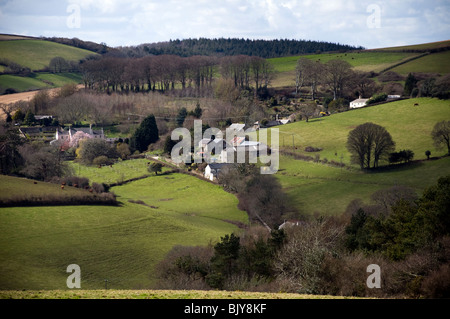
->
xmin=389 ymin=149 xmax=414 ymax=164
xmin=91 ymin=182 xmax=105 ymax=193
xmin=93 ymin=155 xmax=113 ymax=166
xmin=77 ymin=138 xmax=118 ymax=165
xmin=304 ymin=146 xmax=323 ymax=152
xmin=367 ymin=93 xmax=388 ymax=105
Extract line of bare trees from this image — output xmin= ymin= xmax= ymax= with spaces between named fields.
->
xmin=79 ymin=55 xmax=274 ymax=97
xmin=80 ymin=55 xmax=216 ymax=94
xmin=295 ymin=58 xmax=378 ymax=101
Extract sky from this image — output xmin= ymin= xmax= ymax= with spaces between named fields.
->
xmin=0 ymin=0 xmax=449 ymax=49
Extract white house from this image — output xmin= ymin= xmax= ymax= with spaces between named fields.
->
xmin=220 ymin=141 xmax=269 ymax=163
xmin=350 ymin=97 xmax=369 ymax=109
xmin=204 ymin=163 xmax=232 ymax=181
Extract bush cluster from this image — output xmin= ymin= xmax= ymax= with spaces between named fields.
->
xmin=0 ymin=192 xmax=117 ymax=207
xmin=156 ymin=176 xmax=450 ymax=298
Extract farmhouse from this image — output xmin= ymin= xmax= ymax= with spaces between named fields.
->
xmin=350 ymin=96 xmax=369 ymax=109
xmin=204 ymin=163 xmax=232 ymax=181
xmin=54 ymin=125 xmax=105 ymax=142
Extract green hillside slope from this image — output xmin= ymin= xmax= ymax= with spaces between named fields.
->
xmin=271 ymin=97 xmax=450 ymax=216
xmin=269 ymin=40 xmax=450 ymax=87
xmin=0 ymin=39 xmax=95 ymax=71
xmin=0 ymin=38 xmax=96 ymax=93
xmin=0 ymin=170 xmax=247 ymax=290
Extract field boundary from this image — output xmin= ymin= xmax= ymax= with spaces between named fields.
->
xmin=378 ymin=52 xmax=430 ymax=73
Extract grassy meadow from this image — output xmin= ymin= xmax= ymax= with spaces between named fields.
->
xmin=275 ymin=98 xmax=450 ymax=163
xmin=0 ymin=39 xmax=95 ymax=71
xmin=259 ymin=97 xmax=450 ymax=216
xmin=0 ymin=164 xmax=247 ymax=290
xmin=0 ymin=174 xmax=97 ymax=202
xmin=0 ymin=38 xmax=94 ymax=93
xmin=69 ymin=158 xmax=156 ymax=185
xmin=277 ymin=155 xmax=450 ymax=217
xmin=268 ymin=40 xmax=450 ymax=87
xmin=0 ymin=73 xmax=83 ymax=93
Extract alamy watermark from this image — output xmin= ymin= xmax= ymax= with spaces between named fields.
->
xmin=66 ymin=264 xmax=81 ymax=288
xmin=367 ymin=4 xmax=381 ymax=29
xmin=170 ymin=120 xmax=279 ymax=174
xmin=367 ymin=264 xmax=381 ymax=288
xmin=66 ymin=3 xmax=81 ymax=29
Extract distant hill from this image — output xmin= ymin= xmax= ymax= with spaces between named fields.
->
xmin=268 ymin=40 xmax=450 ymax=87
xmin=122 ymin=38 xmax=364 ymax=58
xmin=369 ymin=40 xmax=450 ymax=53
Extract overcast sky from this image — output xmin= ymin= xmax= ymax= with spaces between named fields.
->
xmin=0 ymin=0 xmax=449 ymax=49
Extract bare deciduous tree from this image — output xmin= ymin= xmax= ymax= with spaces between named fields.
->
xmin=431 ymin=120 xmax=450 ymax=155
xmin=347 ymin=122 xmax=395 ymax=169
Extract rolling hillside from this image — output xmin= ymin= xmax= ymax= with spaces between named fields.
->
xmin=0 ymin=36 xmax=96 ymax=94
xmin=0 ymin=37 xmax=96 ymax=71
xmin=269 ymin=40 xmax=450 ymax=88
xmin=0 ymin=167 xmax=247 ymax=290
xmin=271 ymin=97 xmax=450 ymax=216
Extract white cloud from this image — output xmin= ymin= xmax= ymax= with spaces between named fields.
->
xmin=0 ymin=0 xmax=448 ymax=48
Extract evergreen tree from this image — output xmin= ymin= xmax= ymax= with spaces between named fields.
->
xmin=12 ymin=109 xmax=25 ymax=123
xmin=24 ymin=110 xmax=35 ymax=126
xmin=131 ymin=114 xmax=159 ymax=153
xmin=193 ymin=103 xmax=202 ymax=118
xmin=404 ymin=73 xmax=418 ymax=96
xmin=176 ymin=107 xmax=188 ymax=127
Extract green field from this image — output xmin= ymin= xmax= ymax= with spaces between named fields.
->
xmin=0 ymin=167 xmax=247 ymax=290
xmin=69 ymin=158 xmax=156 ymax=185
xmin=0 ymin=74 xmax=51 ymax=92
xmin=0 ymin=175 xmax=97 ymax=201
xmin=0 ymin=38 xmax=94 ymax=93
xmin=269 ymin=51 xmax=417 ymax=74
xmin=278 ymin=155 xmax=450 ymax=217
xmin=0 ymin=39 xmax=95 ymax=71
xmin=276 ymin=98 xmax=450 ymax=163
xmin=390 ymin=50 xmax=450 ymax=75
xmin=268 ymin=40 xmax=450 ymax=87
xmin=258 ymin=97 xmax=450 ymax=216
xmin=0 ymin=72 xmax=83 ymax=93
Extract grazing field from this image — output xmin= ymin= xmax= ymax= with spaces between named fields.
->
xmin=269 ymin=51 xmax=417 ymax=74
xmin=0 ymin=39 xmax=95 ymax=71
xmin=69 ymin=158 xmax=157 ymax=185
xmin=275 ymin=98 xmax=450 ymax=163
xmin=277 ymin=155 xmax=450 ymax=217
xmin=0 ymin=167 xmax=247 ymax=290
xmin=0 ymin=175 xmax=96 ymax=201
xmin=265 ymin=97 xmax=450 ymax=216
xmin=389 ymin=50 xmax=450 ymax=75
xmin=0 ymin=74 xmax=51 ymax=91
xmin=0 ymin=73 xmax=83 ymax=93
xmin=268 ymin=41 xmax=450 ymax=88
